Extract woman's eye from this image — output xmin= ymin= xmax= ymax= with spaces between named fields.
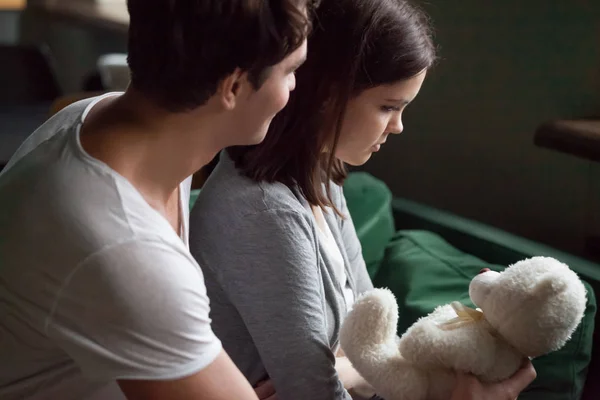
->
xmin=380 ymin=105 xmax=400 ymax=113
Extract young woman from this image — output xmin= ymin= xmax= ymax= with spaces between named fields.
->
xmin=189 ymin=0 xmax=536 ymax=399
xmin=0 ymin=1 xmax=311 ymax=399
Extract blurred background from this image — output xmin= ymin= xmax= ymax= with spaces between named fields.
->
xmin=1 ymin=0 xmax=599 ymax=262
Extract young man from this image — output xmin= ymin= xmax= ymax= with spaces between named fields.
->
xmin=0 ymin=1 xmax=309 ymax=399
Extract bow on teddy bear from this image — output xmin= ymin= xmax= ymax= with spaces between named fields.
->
xmin=340 ymin=256 xmax=587 ymax=400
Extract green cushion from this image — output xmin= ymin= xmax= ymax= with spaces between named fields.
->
xmin=373 ymin=230 xmax=596 ymax=400
xmin=343 ymin=172 xmax=395 ymax=280
xmin=190 ymin=189 xmax=200 ymax=211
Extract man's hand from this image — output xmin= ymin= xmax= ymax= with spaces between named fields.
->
xmin=254 ymin=379 xmax=277 ymax=400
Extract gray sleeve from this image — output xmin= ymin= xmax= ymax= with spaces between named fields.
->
xmin=207 ymin=209 xmax=351 ymax=400
xmin=337 ymin=186 xmax=374 ymax=296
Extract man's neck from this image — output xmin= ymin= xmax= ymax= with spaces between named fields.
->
xmin=80 ymin=88 xmax=225 ymax=206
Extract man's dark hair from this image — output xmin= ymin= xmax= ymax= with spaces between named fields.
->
xmin=229 ymin=0 xmax=437 ymax=214
xmin=127 ymin=0 xmax=312 ymax=112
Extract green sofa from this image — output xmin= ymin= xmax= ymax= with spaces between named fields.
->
xmin=342 ymin=172 xmax=598 ymax=400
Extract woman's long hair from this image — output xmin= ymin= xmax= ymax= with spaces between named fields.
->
xmin=229 ymin=0 xmax=437 ymax=213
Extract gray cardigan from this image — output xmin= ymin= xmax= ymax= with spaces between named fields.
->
xmin=189 ymin=153 xmax=374 ymax=400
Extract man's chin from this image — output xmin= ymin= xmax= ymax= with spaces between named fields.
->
xmin=247 ymin=125 xmax=270 ymax=145
xmin=248 ymin=131 xmax=268 ymax=145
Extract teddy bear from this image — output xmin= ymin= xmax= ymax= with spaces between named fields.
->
xmin=339 ymin=256 xmax=587 ymax=400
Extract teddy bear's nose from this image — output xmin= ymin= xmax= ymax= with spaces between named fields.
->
xmin=479 ymin=268 xmax=491 ymax=274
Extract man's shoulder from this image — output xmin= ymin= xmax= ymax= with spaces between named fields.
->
xmin=47 ymin=236 xmax=205 ymax=331
xmin=77 ymin=236 xmax=199 ymax=281
xmin=0 ymin=161 xmax=183 ymax=287
xmin=2 ymin=93 xmax=123 ymax=176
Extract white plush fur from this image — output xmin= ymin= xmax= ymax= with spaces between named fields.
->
xmin=340 ymin=257 xmax=587 ymax=400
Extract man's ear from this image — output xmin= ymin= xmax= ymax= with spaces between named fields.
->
xmin=218 ymin=68 xmax=247 ymax=111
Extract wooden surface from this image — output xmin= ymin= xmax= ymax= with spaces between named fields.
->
xmin=0 ymin=0 xmax=26 ymax=10
xmin=28 ymin=0 xmax=128 ymax=32
xmin=534 ymin=119 xmax=600 ymax=162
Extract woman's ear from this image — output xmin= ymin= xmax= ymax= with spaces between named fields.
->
xmin=218 ymin=68 xmax=246 ymax=111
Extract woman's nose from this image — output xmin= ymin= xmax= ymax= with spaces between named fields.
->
xmin=387 ymin=114 xmax=403 ymax=135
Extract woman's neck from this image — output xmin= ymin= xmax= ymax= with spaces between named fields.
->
xmin=311 ymin=205 xmax=328 ymax=234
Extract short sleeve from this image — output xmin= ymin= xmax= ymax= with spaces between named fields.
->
xmin=46 ymin=238 xmax=222 ymax=381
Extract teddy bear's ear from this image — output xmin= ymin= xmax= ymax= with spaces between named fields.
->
xmin=533 ymin=275 xmax=568 ymax=298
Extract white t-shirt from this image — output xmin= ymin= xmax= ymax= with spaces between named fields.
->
xmin=0 ymin=94 xmax=222 ymax=400
xmin=313 ymin=207 xmax=355 ymax=310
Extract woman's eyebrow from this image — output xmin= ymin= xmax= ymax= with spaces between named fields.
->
xmin=384 ymin=98 xmax=410 ymax=105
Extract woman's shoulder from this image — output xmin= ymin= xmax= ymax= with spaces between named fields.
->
xmin=194 ymin=155 xmax=310 ymax=220
xmin=324 ymin=180 xmax=347 ymax=214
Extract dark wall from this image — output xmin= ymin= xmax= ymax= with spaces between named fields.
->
xmin=363 ymin=0 xmax=600 ymax=257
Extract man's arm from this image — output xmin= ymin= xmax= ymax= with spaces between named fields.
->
xmin=118 ymin=349 xmax=258 ymax=400
xmin=47 ymin=239 xmax=253 ymax=399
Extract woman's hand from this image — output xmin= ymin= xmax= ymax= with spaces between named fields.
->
xmin=450 ymin=359 xmax=536 ymax=400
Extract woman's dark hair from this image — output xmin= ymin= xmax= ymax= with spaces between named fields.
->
xmin=127 ymin=0 xmax=314 ymax=112
xmin=229 ymin=0 xmax=437 ymax=213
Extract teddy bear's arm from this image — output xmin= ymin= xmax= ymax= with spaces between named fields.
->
xmin=341 ymin=290 xmax=458 ymax=400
